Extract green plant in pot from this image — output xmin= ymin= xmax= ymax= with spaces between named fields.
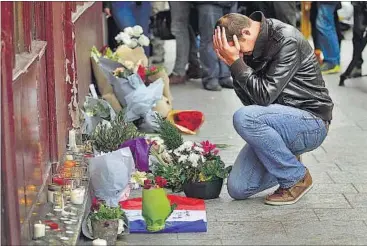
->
xmin=151 ymin=116 xmax=231 ymax=198
xmin=90 ymin=200 xmax=125 ymax=245
xmin=142 ymin=173 xmax=176 ymax=232
xmin=182 ymin=140 xmax=232 ymax=200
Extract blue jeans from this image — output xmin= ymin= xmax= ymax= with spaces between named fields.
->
xmin=227 ymin=104 xmax=328 ymax=200
xmin=316 ymin=3 xmax=340 ymax=65
xmin=111 ymin=2 xmax=152 ymax=55
xmin=197 ymin=4 xmax=237 ymax=83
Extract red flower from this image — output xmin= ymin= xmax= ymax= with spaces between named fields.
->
xmin=201 ymin=140 xmax=217 ymax=155
xmin=91 ymin=197 xmax=101 ymax=211
xmin=144 ymin=179 xmax=152 ymax=189
xmin=150 ymin=66 xmax=158 ymax=72
xmin=154 ymin=176 xmax=167 ymax=188
xmin=137 ymin=65 xmax=146 ymax=81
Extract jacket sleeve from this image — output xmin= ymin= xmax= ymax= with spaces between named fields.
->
xmin=230 ymin=38 xmax=300 ymax=106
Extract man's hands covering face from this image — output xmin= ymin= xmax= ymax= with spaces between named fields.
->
xmin=213 ymin=27 xmax=241 ymax=66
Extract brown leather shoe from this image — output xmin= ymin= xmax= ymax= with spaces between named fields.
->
xmin=169 ymin=74 xmax=186 ymax=84
xmin=265 ymin=169 xmax=313 ymax=206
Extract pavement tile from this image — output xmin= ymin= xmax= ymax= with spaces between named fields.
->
xmin=282 ymin=220 xmax=367 ymax=240
xmin=309 ymin=183 xmax=358 ymax=194
xmin=352 ymin=183 xmax=367 ymax=193
xmin=210 ymin=208 xmax=318 ymax=222
xmin=332 ymin=236 xmax=367 ymax=245
xmin=327 ymin=171 xmax=367 ymax=184
xmin=343 ymin=194 xmax=367 ymax=208
xmin=314 ymin=208 xmax=367 ymax=221
xmin=177 ymin=221 xmax=285 ymax=240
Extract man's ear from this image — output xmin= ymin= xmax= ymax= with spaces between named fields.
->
xmin=241 ymin=28 xmax=251 ymax=37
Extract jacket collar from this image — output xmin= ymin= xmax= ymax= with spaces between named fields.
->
xmin=250 ymin=11 xmax=268 ymax=59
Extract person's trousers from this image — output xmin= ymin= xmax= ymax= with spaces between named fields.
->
xmin=227 ymin=104 xmax=328 ymax=200
xmin=316 ymin=3 xmax=340 ymax=65
xmin=170 ymin=2 xmax=200 ymax=76
xmin=111 ymin=1 xmax=152 ymax=55
xmin=197 ymin=3 xmax=237 ymax=83
xmin=352 ymin=6 xmax=367 ymax=68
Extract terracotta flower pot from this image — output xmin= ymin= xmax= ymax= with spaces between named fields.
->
xmin=142 ymin=188 xmax=173 ymax=232
xmin=91 ymin=219 xmax=119 ymax=245
xmin=183 ymin=178 xmax=223 ymax=200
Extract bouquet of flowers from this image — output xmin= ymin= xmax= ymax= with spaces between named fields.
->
xmin=141 ymin=174 xmax=175 ymax=232
xmin=115 ymin=25 xmax=150 ymax=49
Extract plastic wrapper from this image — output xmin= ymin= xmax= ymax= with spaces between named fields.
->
xmin=111 ymin=73 xmax=145 ymax=106
xmin=124 ymin=79 xmax=164 ymax=122
xmin=89 ymin=147 xmax=135 ymax=207
xmin=81 ymin=96 xmax=116 ymax=135
xmin=119 ymin=137 xmax=151 ymax=172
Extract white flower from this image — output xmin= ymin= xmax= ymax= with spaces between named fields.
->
xmin=130 ymin=38 xmax=138 ymax=48
xmin=138 ymin=34 xmax=150 ymax=46
xmin=173 ymin=149 xmax=182 ymax=156
xmin=132 ymin=25 xmax=144 ymax=37
xmin=201 ymin=155 xmax=206 ymax=163
xmin=115 ymin=32 xmax=129 ymax=42
xmin=178 ymin=155 xmax=188 ymax=163
xmin=188 ymin=153 xmax=200 ymax=167
xmin=183 ymin=141 xmax=194 ymax=151
xmin=193 ymin=146 xmax=204 ymax=153
xmin=150 ymin=136 xmax=164 ymax=146
xmin=121 ymin=36 xmax=132 ymax=46
xmin=124 ymin=27 xmax=134 ymax=36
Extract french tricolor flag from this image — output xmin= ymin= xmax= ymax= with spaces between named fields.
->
xmin=120 ymin=195 xmax=208 ymax=233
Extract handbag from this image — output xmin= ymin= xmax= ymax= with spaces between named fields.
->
xmin=150 ymin=10 xmax=175 ymax=40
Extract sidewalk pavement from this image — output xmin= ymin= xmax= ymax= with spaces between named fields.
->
xmin=118 ymin=36 xmax=367 ymax=245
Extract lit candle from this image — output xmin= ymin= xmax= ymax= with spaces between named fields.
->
xmin=34 ymin=222 xmax=45 ymax=239
xmin=69 ymin=129 xmax=77 ymax=150
xmin=93 ymin=238 xmax=107 ymax=246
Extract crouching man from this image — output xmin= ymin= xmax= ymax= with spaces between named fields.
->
xmin=213 ymin=12 xmax=334 ymax=205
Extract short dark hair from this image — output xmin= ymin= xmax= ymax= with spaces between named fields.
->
xmin=215 ymin=13 xmax=252 ymax=42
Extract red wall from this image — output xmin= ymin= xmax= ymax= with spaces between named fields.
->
xmin=1 ymin=2 xmax=103 ymax=244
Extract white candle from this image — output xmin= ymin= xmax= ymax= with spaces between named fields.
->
xmin=93 ymin=238 xmax=107 ymax=246
xmin=69 ymin=129 xmax=77 ymax=150
xmin=34 ymin=223 xmax=45 ymax=239
xmin=89 ymin=84 xmax=99 ymax=99
xmin=71 ymin=188 xmax=85 ymax=205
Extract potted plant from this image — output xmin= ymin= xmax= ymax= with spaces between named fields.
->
xmin=182 ymin=140 xmax=232 ymax=200
xmin=90 ymin=200 xmax=125 ymax=245
xmin=151 ymin=117 xmax=231 ymax=199
xmin=141 ymin=174 xmax=176 ymax=232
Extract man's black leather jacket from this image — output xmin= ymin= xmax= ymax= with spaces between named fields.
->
xmin=230 ymin=12 xmax=334 ymax=122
